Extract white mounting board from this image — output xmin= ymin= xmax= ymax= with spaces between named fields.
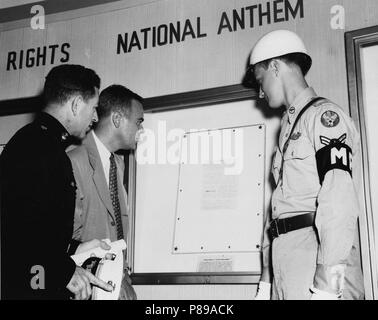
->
xmin=133 ymin=100 xmax=281 ymax=273
xmin=172 ymin=125 xmax=265 ymax=254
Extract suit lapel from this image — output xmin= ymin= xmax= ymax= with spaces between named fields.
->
xmin=84 ymin=132 xmax=115 ymax=220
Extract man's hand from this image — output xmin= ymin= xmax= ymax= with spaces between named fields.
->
xmin=66 ymin=266 xmax=114 ymax=300
xmin=75 ymin=239 xmax=111 ymax=255
xmin=254 ymin=281 xmax=271 ymax=300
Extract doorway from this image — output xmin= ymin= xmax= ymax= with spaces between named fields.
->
xmin=346 ymin=25 xmax=378 ymax=300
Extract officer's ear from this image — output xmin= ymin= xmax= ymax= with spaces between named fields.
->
xmin=111 ymin=111 xmax=122 ymax=129
xmin=70 ymin=95 xmax=83 ymax=117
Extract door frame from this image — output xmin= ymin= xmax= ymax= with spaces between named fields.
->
xmin=345 ymin=25 xmax=378 ymax=300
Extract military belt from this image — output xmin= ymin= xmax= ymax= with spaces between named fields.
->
xmin=269 ymin=212 xmax=315 ymax=240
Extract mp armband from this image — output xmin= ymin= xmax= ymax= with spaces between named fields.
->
xmin=316 ymin=141 xmax=352 ymax=184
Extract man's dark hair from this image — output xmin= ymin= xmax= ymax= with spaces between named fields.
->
xmin=97 ymin=84 xmax=143 ymax=119
xmin=243 ymin=52 xmax=311 ymax=89
xmin=258 ymin=53 xmax=312 ymax=76
xmin=43 ymin=64 xmax=100 ymax=105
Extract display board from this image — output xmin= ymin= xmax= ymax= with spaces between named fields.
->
xmin=130 ymin=87 xmax=281 ymax=284
xmin=173 ymin=125 xmax=264 ymax=255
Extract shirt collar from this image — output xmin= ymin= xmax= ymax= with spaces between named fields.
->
xmin=92 ymin=130 xmax=111 ymax=163
xmin=287 ymin=87 xmax=317 ymax=124
xmin=36 ymin=112 xmax=72 ymax=149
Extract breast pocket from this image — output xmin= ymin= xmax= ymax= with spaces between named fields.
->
xmin=282 ymin=137 xmax=316 ymax=194
xmin=283 ymin=137 xmax=314 ymax=161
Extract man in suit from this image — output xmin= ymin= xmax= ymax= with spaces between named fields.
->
xmin=0 ymin=64 xmax=113 ymax=300
xmin=68 ymin=84 xmax=144 ymax=299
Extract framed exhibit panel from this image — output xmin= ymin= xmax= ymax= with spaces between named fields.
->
xmin=128 ymin=84 xmax=281 ymax=284
xmin=172 ymin=125 xmax=264 ymax=255
xmin=346 ymin=25 xmax=378 ymax=300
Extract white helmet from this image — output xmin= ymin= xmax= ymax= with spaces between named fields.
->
xmin=249 ymin=29 xmax=311 ymax=74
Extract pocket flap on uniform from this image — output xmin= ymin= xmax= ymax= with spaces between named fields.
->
xmin=283 ymin=139 xmax=314 ymax=160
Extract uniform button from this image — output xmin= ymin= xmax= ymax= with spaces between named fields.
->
xmin=111 ymin=221 xmax=115 ymax=226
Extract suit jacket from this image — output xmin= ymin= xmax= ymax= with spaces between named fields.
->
xmin=67 ymin=131 xmax=130 ymax=244
xmin=68 ymin=131 xmax=136 ymax=300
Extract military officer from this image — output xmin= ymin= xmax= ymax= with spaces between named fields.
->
xmin=0 ymin=64 xmax=113 ymax=299
xmin=246 ymin=30 xmax=364 ymax=300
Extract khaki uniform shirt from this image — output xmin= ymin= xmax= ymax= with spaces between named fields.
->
xmin=262 ymin=87 xmax=362 ymax=292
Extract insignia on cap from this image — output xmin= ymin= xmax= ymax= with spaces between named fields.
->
xmin=321 ymin=110 xmax=340 ymax=128
xmin=289 ymin=107 xmax=295 ymax=114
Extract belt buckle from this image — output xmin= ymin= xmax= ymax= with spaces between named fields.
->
xmin=270 ymin=219 xmax=279 ymax=239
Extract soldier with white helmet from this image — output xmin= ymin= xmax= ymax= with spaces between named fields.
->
xmin=246 ymin=30 xmax=364 ymax=300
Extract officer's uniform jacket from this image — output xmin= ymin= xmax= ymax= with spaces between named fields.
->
xmin=262 ymin=87 xmax=364 ymax=297
xmin=0 ymin=112 xmax=77 ymax=299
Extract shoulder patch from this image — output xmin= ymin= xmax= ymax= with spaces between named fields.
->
xmin=321 ymin=110 xmax=340 ymax=128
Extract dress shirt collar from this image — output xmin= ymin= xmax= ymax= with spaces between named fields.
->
xmin=92 ymin=130 xmax=111 ymax=185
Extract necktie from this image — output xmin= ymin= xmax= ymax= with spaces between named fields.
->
xmin=109 ymin=153 xmax=124 ymax=240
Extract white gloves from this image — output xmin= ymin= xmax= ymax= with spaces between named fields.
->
xmin=254 ymin=281 xmax=271 ymax=300
xmin=310 ymin=286 xmax=340 ymax=300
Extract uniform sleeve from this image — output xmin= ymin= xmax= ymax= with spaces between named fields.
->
xmin=306 ymin=102 xmax=361 ymax=295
